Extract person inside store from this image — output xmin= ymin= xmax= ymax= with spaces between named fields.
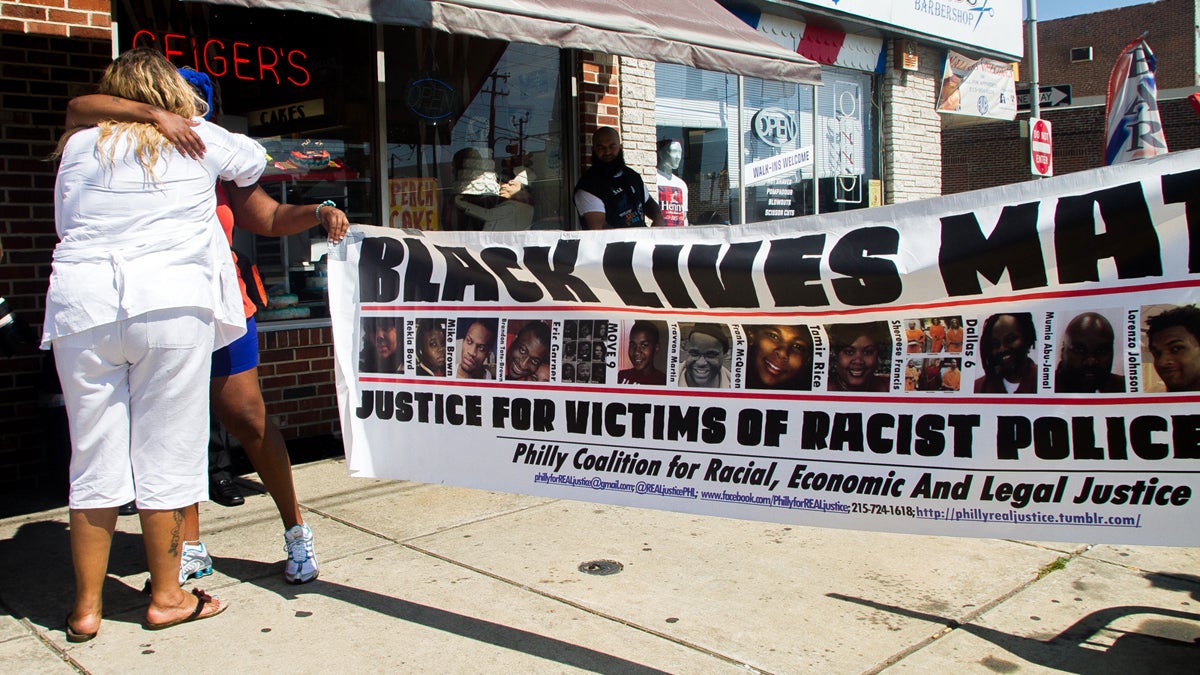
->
xmin=1145 ymin=304 xmax=1200 ymax=392
xmin=453 ymin=167 xmax=536 ymax=231
xmin=451 ymin=147 xmax=500 ymax=231
xmin=574 ymin=126 xmax=663 ymax=229
xmin=360 ymin=317 xmax=403 ymax=374
xmin=678 ymin=323 xmax=731 ymax=388
xmin=743 ymin=323 xmax=812 ymax=391
xmin=945 ymin=316 xmax=964 ymax=353
xmin=415 ymin=318 xmax=448 ymax=377
xmin=618 ymin=320 xmax=666 ymax=385
xmin=505 ymin=320 xmax=552 ymax=382
xmin=973 ymin=312 xmax=1038 ymax=394
xmin=455 ymin=318 xmax=497 ymax=379
xmin=48 ymin=48 xmax=266 ymax=640
xmin=825 ymin=322 xmax=892 ymax=393
xmin=66 ymin=68 xmax=351 ymax=586
xmin=655 ymin=138 xmax=688 ymax=227
xmin=1054 ymin=312 xmax=1124 ymax=393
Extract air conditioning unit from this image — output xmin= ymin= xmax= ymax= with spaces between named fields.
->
xmin=1070 ymin=46 xmax=1093 ymax=63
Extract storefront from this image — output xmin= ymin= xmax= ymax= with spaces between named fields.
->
xmin=652 ymin=0 xmax=1024 ymax=223
xmin=110 ymin=0 xmax=822 ymax=325
xmin=0 ymin=0 xmax=825 ymax=490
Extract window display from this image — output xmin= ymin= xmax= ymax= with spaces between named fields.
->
xmin=115 ymin=2 xmax=377 ymax=322
xmin=383 ymin=29 xmax=568 ymax=232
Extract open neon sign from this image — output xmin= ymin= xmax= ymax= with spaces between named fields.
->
xmin=132 ymin=30 xmax=311 ymax=87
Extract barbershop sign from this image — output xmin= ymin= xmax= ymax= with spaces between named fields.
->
xmin=328 ymin=149 xmax=1200 ymax=546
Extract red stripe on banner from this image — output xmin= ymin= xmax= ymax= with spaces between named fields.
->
xmin=797 ymin=24 xmax=846 ymax=65
xmin=360 ymin=278 xmax=1200 ymax=319
xmin=355 ymin=376 xmax=1200 ymax=406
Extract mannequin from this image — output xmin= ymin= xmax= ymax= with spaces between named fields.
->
xmin=656 ymin=138 xmax=689 ymax=227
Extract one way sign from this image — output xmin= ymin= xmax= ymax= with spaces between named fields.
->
xmin=1017 ymin=84 xmax=1072 ymax=111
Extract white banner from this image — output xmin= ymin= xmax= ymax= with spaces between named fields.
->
xmin=329 ymin=149 xmax=1200 ymax=546
xmin=744 ymin=146 xmax=813 ymax=185
xmin=936 ymin=49 xmax=1017 ymax=120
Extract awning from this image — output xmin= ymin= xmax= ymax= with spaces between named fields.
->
xmin=184 ymin=0 xmax=822 ymax=84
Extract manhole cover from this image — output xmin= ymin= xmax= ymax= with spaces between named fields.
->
xmin=578 ymin=559 xmax=623 ymax=576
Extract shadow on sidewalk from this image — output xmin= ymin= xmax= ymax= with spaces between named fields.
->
xmin=828 ymin=591 xmax=1200 ymax=674
xmin=0 ymin=519 xmax=671 ymax=674
xmin=215 ymin=556 xmax=673 ymax=675
xmin=0 ymin=521 xmax=165 ymax=630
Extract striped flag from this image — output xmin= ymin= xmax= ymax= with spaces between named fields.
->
xmin=1105 ymin=38 xmax=1168 ymax=165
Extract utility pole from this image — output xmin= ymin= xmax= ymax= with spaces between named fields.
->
xmin=1025 ymin=0 xmax=1041 ymax=120
xmin=482 ymin=71 xmax=510 ymax=158
xmin=512 ymin=111 xmax=529 ymax=158
xmin=1025 ymin=0 xmax=1043 ymax=178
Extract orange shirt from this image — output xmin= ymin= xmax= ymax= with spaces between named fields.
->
xmin=928 ymin=324 xmax=946 ymax=352
xmin=942 ymin=368 xmax=961 ymax=391
xmin=946 ymin=327 xmax=964 ymax=352
xmin=216 ymin=185 xmax=256 ymax=319
xmin=906 ymin=328 xmax=925 ymax=353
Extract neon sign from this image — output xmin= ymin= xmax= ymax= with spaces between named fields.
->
xmin=131 ymin=30 xmax=310 ymax=87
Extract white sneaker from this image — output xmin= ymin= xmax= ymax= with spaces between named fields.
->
xmin=179 ymin=541 xmax=213 ymax=585
xmin=283 ymin=523 xmax=319 ymax=584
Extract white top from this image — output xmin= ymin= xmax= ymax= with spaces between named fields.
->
xmin=655 ymin=172 xmax=689 ymax=226
xmin=43 ymin=120 xmax=266 ymax=349
xmin=454 ymin=195 xmax=534 ymax=231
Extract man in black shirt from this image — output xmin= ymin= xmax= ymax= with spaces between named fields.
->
xmin=574 ymin=127 xmax=662 ymax=229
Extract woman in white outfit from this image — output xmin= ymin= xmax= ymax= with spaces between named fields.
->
xmin=45 ymin=48 xmax=266 ymax=640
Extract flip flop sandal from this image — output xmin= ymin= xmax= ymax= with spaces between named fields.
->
xmin=65 ymin=615 xmax=97 ymax=643
xmin=145 ymin=589 xmax=227 ymax=631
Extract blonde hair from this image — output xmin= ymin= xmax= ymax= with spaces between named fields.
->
xmin=56 ymin=48 xmax=205 ymax=173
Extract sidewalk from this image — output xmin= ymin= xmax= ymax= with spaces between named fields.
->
xmin=1 ymin=456 xmax=1197 ymax=674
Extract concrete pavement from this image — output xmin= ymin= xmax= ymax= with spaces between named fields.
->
xmin=1 ymin=456 xmax=1197 ymax=673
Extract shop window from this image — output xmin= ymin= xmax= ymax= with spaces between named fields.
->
xmin=382 ymin=28 xmax=567 ymax=232
xmin=114 ymin=2 xmax=378 ymax=323
xmin=656 ymin=62 xmax=879 ymax=224
xmin=655 ymin=64 xmax=741 ymax=224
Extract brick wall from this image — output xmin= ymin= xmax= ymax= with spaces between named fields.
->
xmin=578 ymin=52 xmax=618 ymax=167
xmin=0 ymin=28 xmax=111 ymax=491
xmin=943 ymin=99 xmax=1200 ymax=194
xmin=944 ymin=0 xmax=1200 ymax=194
xmin=1022 ymin=0 xmax=1197 ymax=99
xmin=258 ymin=328 xmax=341 ymax=440
xmin=0 ymin=0 xmax=111 ymax=39
xmin=618 ymin=56 xmax=658 ymax=188
xmin=881 ymin=39 xmax=943 ymax=203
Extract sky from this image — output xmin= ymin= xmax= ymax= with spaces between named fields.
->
xmin=1029 ymin=0 xmax=1156 ymax=20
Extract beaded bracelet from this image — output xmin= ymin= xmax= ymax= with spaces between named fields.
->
xmin=315 ymin=199 xmax=336 ymax=224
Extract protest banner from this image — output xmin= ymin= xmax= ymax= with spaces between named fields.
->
xmin=329 ymin=149 xmax=1200 ymax=546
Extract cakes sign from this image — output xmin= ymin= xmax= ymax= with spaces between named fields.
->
xmin=248 ymin=99 xmax=325 ymax=128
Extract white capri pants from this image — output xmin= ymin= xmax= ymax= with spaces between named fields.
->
xmin=54 ymin=307 xmax=214 ymax=510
